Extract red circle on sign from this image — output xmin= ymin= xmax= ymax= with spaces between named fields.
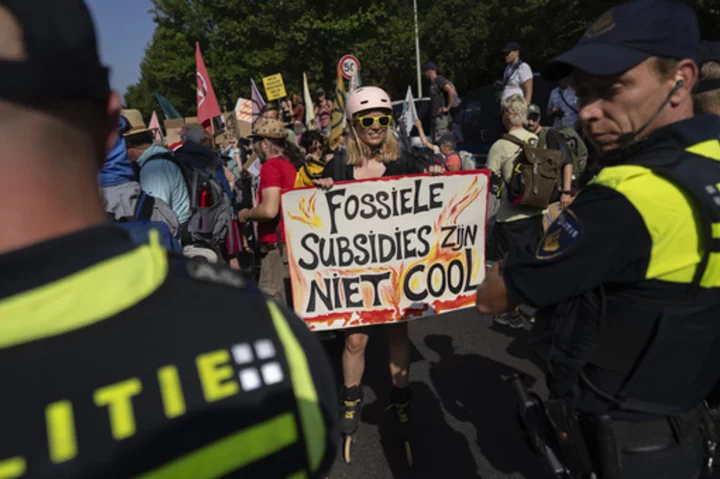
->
xmin=339 ymin=55 xmax=361 ymax=80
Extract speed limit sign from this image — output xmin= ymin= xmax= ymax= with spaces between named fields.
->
xmin=339 ymin=55 xmax=361 ymax=80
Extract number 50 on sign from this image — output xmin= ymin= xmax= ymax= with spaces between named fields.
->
xmin=339 ymin=55 xmax=361 ymax=80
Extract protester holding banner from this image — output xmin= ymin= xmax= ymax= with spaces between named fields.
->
xmin=238 ymin=118 xmax=304 ymax=305
xmin=313 ymin=86 xmax=443 ymax=462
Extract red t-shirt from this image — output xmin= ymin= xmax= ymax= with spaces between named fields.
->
xmin=258 ymin=155 xmax=297 ymax=244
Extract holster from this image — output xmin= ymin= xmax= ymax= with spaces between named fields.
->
xmin=544 ymin=399 xmax=595 ymax=475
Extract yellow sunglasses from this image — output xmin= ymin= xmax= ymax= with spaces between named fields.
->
xmin=356 ymin=114 xmax=392 ymax=129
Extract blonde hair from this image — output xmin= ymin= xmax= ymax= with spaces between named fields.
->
xmin=694 ymin=61 xmax=720 ymax=115
xmin=502 ymin=94 xmax=528 ymax=128
xmin=345 ymin=115 xmax=401 ymax=166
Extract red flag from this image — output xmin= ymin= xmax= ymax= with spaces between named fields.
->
xmin=195 ymin=42 xmax=221 ymax=130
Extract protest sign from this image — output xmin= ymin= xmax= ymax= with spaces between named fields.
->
xmin=234 ymin=98 xmax=253 ymax=138
xmin=164 ymin=118 xmax=185 ymax=145
xmin=282 ymin=171 xmax=490 ymax=331
xmin=262 ymin=74 xmax=287 ymax=101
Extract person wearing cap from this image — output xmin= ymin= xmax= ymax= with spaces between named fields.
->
xmin=238 ymin=118 xmax=305 ymax=305
xmin=499 ymin=41 xmax=533 ymax=104
xmin=525 ymin=103 xmax=575 ymax=209
xmin=422 ymin=61 xmax=459 ymax=142
xmin=0 ymin=2 xmax=339 ymax=476
xmin=477 ymin=1 xmax=720 ymax=476
xmin=694 ymin=40 xmax=720 ymax=115
xmin=313 ymin=86 xmax=444 ymax=462
xmin=415 ymin=125 xmax=462 ymax=171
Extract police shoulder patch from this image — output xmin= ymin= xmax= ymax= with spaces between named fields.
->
xmin=535 ymin=209 xmax=582 ymax=259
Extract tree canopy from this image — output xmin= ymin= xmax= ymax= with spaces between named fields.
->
xmin=124 ymin=0 xmax=720 ymax=121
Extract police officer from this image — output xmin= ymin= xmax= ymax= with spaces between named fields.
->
xmin=476 ymin=1 xmax=720 ymax=478
xmin=0 ymin=1 xmax=337 ymax=477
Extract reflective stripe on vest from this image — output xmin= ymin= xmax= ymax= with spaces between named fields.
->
xmin=0 ymin=231 xmax=168 ymax=350
xmin=590 ymin=160 xmax=720 ymax=289
xmin=137 ymin=412 xmax=302 ymax=479
xmin=267 ymin=301 xmax=326 ymax=474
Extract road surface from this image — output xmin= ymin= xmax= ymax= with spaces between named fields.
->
xmin=321 ymin=307 xmax=550 ymax=479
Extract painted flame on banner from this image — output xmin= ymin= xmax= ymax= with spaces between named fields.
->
xmin=286 ymin=193 xmax=323 ymax=229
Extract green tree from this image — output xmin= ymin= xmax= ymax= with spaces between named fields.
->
xmin=124 ymin=0 xmax=720 ymax=122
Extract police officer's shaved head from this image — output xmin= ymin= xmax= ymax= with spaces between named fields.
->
xmin=0 ymin=0 xmax=117 ymax=253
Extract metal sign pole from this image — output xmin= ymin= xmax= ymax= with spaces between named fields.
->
xmin=414 ymin=0 xmax=422 ymax=98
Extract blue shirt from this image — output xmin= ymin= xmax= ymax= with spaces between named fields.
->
xmin=98 ymin=125 xmax=136 ymax=188
xmin=136 ymin=145 xmax=192 ymax=224
xmin=547 ymin=87 xmax=579 ymax=129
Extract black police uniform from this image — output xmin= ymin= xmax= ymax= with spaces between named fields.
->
xmin=0 ymin=226 xmax=338 ymax=478
xmin=504 ymin=115 xmax=720 ymax=477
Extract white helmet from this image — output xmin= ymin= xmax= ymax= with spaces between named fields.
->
xmin=346 ymin=86 xmax=392 ymax=120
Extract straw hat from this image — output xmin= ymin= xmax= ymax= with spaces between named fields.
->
xmin=248 ymin=118 xmax=287 ymax=140
xmin=120 ymin=109 xmax=153 ymax=137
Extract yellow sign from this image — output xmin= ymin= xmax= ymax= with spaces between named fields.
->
xmin=262 ymin=74 xmax=287 ymax=101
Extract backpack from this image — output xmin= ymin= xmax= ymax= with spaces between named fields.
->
xmin=501 ymin=134 xmax=565 ymax=209
xmin=145 ymin=152 xmax=235 ymax=250
xmin=539 ymin=127 xmax=589 ymax=175
xmin=113 ymin=191 xmax=181 ymax=252
xmin=457 ymin=150 xmax=476 ymax=170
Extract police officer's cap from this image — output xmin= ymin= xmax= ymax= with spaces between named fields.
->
xmin=543 ymin=0 xmax=700 ymax=81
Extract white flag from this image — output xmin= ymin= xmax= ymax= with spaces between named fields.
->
xmin=399 ymin=86 xmax=419 ymax=138
xmin=303 ymin=73 xmax=317 ymax=130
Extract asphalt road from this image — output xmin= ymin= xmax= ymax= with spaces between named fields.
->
xmin=320 ymin=307 xmax=550 ymax=479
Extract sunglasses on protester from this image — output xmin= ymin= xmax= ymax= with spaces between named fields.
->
xmin=356 ymin=115 xmax=392 ymax=129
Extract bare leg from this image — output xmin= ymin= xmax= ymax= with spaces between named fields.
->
xmin=388 ymin=322 xmax=410 ymax=389
xmin=343 ymin=332 xmax=369 ymax=387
